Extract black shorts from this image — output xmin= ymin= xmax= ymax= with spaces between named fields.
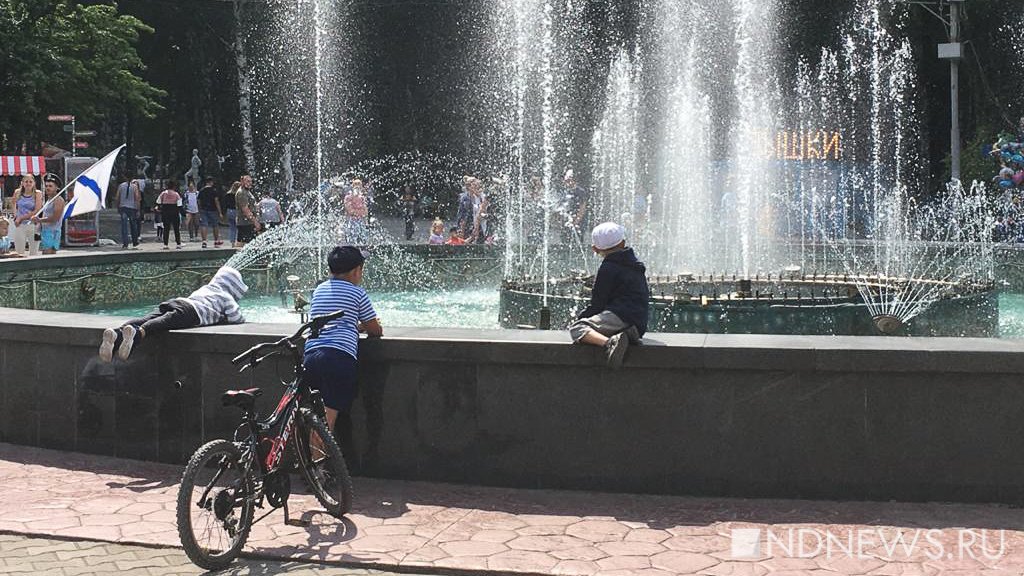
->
xmin=236 ymin=224 xmax=255 ymax=243
xmin=303 ymin=348 xmax=358 ymax=411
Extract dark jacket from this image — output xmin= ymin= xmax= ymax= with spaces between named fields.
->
xmin=578 ymin=248 xmax=650 ymax=336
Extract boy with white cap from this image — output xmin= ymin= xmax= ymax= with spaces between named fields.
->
xmin=570 ymin=222 xmax=650 ymax=368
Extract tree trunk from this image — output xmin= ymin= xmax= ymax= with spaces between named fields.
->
xmin=233 ymin=0 xmax=256 ymax=174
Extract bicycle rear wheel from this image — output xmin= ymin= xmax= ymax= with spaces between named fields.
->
xmin=293 ymin=408 xmax=354 ymax=517
xmin=176 ymin=439 xmax=255 ymax=570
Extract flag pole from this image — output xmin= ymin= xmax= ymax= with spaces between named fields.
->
xmin=32 ymin=145 xmax=125 ymax=219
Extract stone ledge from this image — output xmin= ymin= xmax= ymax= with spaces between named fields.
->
xmin=2 ymin=307 xmax=1024 ymax=374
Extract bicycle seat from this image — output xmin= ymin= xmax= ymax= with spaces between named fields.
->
xmin=221 ymin=388 xmax=263 ymax=410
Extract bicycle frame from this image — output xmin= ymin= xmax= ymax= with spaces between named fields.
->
xmin=234 ymin=347 xmax=311 ymax=482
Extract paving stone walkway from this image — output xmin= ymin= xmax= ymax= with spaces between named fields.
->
xmin=0 ymin=534 xmax=421 ymax=575
xmin=2 ymin=443 xmax=1024 ymax=575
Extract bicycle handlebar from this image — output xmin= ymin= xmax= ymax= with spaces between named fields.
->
xmin=230 ymin=309 xmax=346 ymax=367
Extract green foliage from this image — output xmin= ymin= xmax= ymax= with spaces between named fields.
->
xmin=0 ymin=0 xmax=164 ymax=145
xmin=953 ymin=127 xmax=1001 ymax=188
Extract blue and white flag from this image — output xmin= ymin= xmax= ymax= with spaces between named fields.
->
xmin=62 ymin=145 xmax=125 ymax=220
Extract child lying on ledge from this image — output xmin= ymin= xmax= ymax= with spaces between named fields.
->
xmin=98 ymin=265 xmax=248 ymax=362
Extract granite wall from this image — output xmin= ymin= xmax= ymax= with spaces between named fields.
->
xmin=2 ymin=307 xmax=1024 ymax=505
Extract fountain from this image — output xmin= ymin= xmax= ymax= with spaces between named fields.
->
xmin=53 ymin=0 xmax=1004 ymax=338
xmin=495 ymin=0 xmax=1000 ymax=336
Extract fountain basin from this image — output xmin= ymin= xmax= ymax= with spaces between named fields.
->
xmin=4 ymin=306 xmax=1024 ymax=504
xmin=500 ymin=274 xmax=999 ymax=337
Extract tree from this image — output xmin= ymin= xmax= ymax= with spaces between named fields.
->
xmin=0 ymin=0 xmax=164 ymax=152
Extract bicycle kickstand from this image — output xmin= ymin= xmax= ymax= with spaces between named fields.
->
xmin=283 ymin=501 xmax=311 ymax=528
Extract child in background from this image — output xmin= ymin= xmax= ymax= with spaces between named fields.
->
xmin=98 ymin=266 xmax=248 ymax=362
xmin=569 ymin=222 xmax=650 ymax=369
xmin=445 ymin=227 xmax=466 ymax=246
xmin=0 ymin=217 xmax=13 ymax=256
xmin=428 ymin=219 xmax=445 ymax=245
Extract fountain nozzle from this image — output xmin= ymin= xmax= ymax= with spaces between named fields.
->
xmin=872 ymin=314 xmax=904 ymax=336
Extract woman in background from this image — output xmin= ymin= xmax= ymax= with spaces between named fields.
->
xmin=11 ymin=174 xmax=42 ymax=256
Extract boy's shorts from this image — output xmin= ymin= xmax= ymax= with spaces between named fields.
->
xmin=303 ymin=347 xmax=358 ymax=411
xmin=200 ymin=210 xmax=220 ymax=228
xmin=570 ymin=310 xmax=641 ymax=344
xmin=0 ymin=236 xmax=10 ymax=252
xmin=40 ymin=229 xmax=60 ymax=251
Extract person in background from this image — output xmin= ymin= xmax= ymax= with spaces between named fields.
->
xmin=455 ymin=177 xmax=474 ymax=238
xmin=303 ymin=246 xmax=382 ymax=459
xmin=223 ymin=181 xmax=240 ymax=247
xmin=116 ymin=174 xmax=142 ymax=249
xmin=0 ymin=216 xmax=14 ymax=256
xmin=469 ymin=177 xmax=489 ymax=244
xmin=98 ymin=266 xmax=248 ymax=362
xmin=157 ymin=180 xmax=183 ymax=249
xmin=198 ymin=176 xmax=223 ymax=249
xmin=445 ymin=226 xmax=466 ymax=246
xmin=428 ymin=218 xmax=445 ymax=245
xmin=400 ymin=185 xmax=418 ymax=241
xmin=568 ymin=222 xmax=649 ymax=369
xmin=343 ymin=179 xmax=369 ymax=244
xmin=33 ymin=174 xmax=65 ymax=255
xmin=561 ymin=169 xmax=590 ymax=243
xmin=258 ymin=190 xmax=285 ymax=231
xmin=12 ymin=174 xmax=42 ymax=256
xmin=234 ymin=174 xmax=261 ymax=247
xmin=525 ymin=174 xmax=546 ymax=244
xmin=364 ymin=178 xmax=376 ymax=206
xmin=184 ymin=179 xmax=201 ymax=242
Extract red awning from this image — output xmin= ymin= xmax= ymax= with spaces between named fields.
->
xmin=0 ymin=156 xmax=47 ymax=176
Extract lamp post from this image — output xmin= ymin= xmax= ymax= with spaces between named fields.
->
xmin=906 ymin=0 xmax=965 ymax=182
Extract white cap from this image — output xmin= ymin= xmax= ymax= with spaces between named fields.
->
xmin=591 ymin=222 xmax=625 ymax=251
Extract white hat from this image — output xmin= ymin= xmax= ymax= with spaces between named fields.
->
xmin=591 ymin=222 xmax=625 ymax=250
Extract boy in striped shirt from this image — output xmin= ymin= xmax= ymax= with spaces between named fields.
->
xmin=305 ymin=246 xmax=383 ymax=437
xmin=98 ymin=266 xmax=248 ymax=362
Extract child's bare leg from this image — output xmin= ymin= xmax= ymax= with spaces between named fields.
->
xmin=310 ymin=407 xmax=338 ymax=458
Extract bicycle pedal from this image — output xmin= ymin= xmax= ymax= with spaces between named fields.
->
xmin=285 ymin=518 xmax=310 ymax=527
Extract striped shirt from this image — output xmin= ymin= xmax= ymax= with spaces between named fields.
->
xmin=304 ymin=279 xmax=377 ymax=360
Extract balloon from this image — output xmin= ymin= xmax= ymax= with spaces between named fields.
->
xmin=1003 ymin=151 xmax=1013 ymax=161
xmin=1000 ymin=179 xmax=1014 ymax=189
xmin=1014 ymin=155 xmax=1024 ymax=165
xmin=1014 ymin=171 xmax=1024 ymax=185
xmin=1001 ymin=167 xmax=1015 ymax=179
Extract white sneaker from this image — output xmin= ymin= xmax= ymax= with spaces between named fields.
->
xmin=118 ymin=326 xmax=137 ymax=361
xmin=99 ymin=328 xmax=117 ymax=363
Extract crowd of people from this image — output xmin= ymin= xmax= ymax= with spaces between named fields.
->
xmin=115 ymin=173 xmax=283 ymax=250
xmin=0 ymin=164 xmax=598 ymax=256
xmin=0 ymin=173 xmax=67 ymax=257
xmin=990 ymin=118 xmax=1024 ymax=242
xmin=420 ymin=169 xmax=591 ymax=247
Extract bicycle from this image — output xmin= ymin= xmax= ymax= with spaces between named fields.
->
xmin=176 ymin=310 xmax=354 ymax=570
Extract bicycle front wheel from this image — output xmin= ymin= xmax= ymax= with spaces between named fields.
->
xmin=293 ymin=408 xmax=354 ymax=518
xmin=176 ymin=439 xmax=255 ymax=570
